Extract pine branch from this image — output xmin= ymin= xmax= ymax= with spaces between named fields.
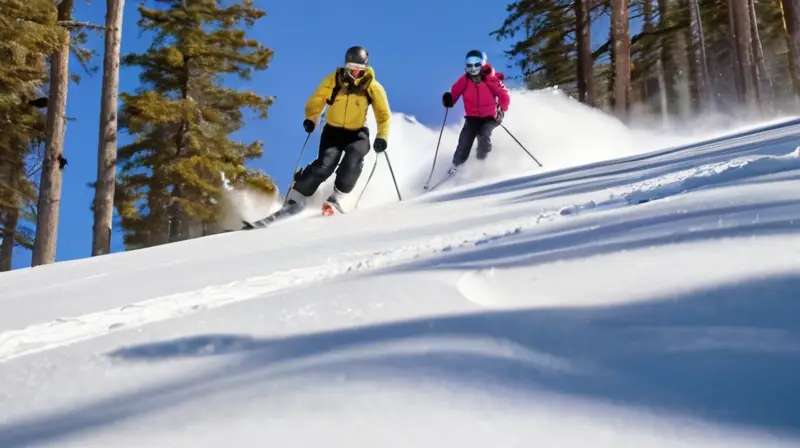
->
xmin=57 ymin=20 xmax=108 ymax=31
xmin=591 ymin=22 xmax=688 ymax=60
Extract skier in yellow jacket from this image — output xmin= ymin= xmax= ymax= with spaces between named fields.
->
xmin=286 ymin=45 xmax=391 ymax=214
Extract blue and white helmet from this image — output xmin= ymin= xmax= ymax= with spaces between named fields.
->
xmin=465 ymin=50 xmax=487 ymax=76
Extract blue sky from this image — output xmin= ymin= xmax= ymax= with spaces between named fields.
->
xmin=10 ymin=1 xmax=617 ymax=270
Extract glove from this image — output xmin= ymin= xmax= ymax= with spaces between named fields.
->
xmin=303 ymin=119 xmax=315 ymax=133
xmin=442 ymin=92 xmax=454 ymax=108
xmin=495 ymin=108 xmax=505 ymax=123
xmin=373 ymin=137 xmax=387 ymax=153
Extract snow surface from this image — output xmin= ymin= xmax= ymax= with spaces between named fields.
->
xmin=1 ymin=89 xmax=800 ymax=447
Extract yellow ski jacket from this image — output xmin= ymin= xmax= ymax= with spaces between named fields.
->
xmin=304 ymin=66 xmax=391 ymax=140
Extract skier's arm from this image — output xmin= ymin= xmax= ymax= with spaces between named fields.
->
xmin=486 ymin=75 xmax=511 ymax=111
xmin=305 ymin=71 xmax=336 ymax=123
xmin=450 ymin=76 xmax=468 ymax=103
xmin=368 ymin=80 xmax=391 ymax=140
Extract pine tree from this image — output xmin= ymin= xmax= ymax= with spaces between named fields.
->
xmin=491 ymin=1 xmax=672 ymax=110
xmin=0 ymin=0 xmax=64 ymax=270
xmin=491 ymin=0 xmax=581 ymax=95
xmin=116 ymin=0 xmax=277 ymax=249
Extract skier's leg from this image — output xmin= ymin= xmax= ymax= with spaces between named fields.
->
xmin=452 ymin=117 xmax=480 ymax=166
xmin=291 ymin=125 xmax=344 ymax=200
xmin=332 ymin=127 xmax=370 ymax=197
xmin=476 ymin=117 xmax=500 ymax=160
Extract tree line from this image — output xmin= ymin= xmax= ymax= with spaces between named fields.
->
xmin=2 ymin=0 xmax=799 ymax=271
xmin=491 ymin=0 xmax=800 ymax=124
xmin=0 ymin=0 xmax=277 ymax=271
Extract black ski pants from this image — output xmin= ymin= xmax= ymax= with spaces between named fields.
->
xmin=452 ymin=116 xmax=500 ymax=166
xmin=292 ymin=124 xmax=371 ymax=196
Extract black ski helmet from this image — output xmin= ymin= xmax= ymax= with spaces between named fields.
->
xmin=345 ymin=46 xmax=369 ymax=66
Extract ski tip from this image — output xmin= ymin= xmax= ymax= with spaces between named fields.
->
xmin=241 ymin=220 xmax=255 ymax=230
xmin=321 ymin=203 xmax=335 ymax=216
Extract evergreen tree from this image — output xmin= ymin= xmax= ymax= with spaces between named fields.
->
xmin=491 ymin=0 xmax=583 ymax=96
xmin=0 ymin=0 xmax=64 ymax=270
xmin=117 ymin=0 xmax=277 ymax=249
xmin=492 ymin=0 xmax=796 ymax=122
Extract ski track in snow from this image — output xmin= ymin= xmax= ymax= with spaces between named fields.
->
xmin=558 ymin=147 xmax=800 ymax=215
xmin=1 ymin=147 xmax=797 ymax=364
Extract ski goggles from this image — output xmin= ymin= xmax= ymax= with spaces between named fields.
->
xmin=345 ymin=62 xmax=367 ymax=79
xmin=465 ymin=57 xmax=483 ymax=74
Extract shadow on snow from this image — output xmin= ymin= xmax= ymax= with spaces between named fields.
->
xmin=1 ymin=120 xmax=800 ymax=447
xmin=0 ymin=272 xmax=798 ymax=446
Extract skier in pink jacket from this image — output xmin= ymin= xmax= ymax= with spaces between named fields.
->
xmin=441 ymin=50 xmax=511 ymax=170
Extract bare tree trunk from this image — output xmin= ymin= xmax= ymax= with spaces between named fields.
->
xmin=656 ymin=51 xmax=669 ymax=125
xmin=0 ymin=163 xmax=21 ymax=271
xmin=611 ymin=0 xmax=631 ymax=118
xmin=0 ymin=208 xmax=19 ymax=271
xmin=729 ymin=0 xmax=759 ymax=109
xmin=92 ymin=0 xmax=125 ymax=257
xmin=658 ymin=0 xmax=686 ymax=118
xmin=687 ymin=0 xmax=713 ymax=111
xmin=780 ymin=0 xmax=800 ymax=96
xmin=32 ymin=0 xmax=73 ymax=267
xmin=749 ymin=0 xmax=772 ymax=106
xmin=575 ymin=0 xmax=596 ymax=106
xmin=727 ymin=0 xmax=744 ymax=98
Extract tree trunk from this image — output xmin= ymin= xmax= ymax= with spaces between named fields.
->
xmin=658 ymin=0 xmax=685 ymax=118
xmin=575 ymin=0 xmax=595 ymax=106
xmin=92 ymin=0 xmax=125 ymax=257
xmin=0 ymin=162 xmax=20 ymax=271
xmin=611 ymin=0 xmax=631 ymax=118
xmin=729 ymin=0 xmax=759 ymax=109
xmin=727 ymin=0 xmax=743 ymax=97
xmin=31 ymin=0 xmax=72 ymax=267
xmin=749 ymin=0 xmax=771 ymax=105
xmin=0 ymin=207 xmax=19 ymax=271
xmin=780 ymin=0 xmax=800 ymax=96
xmin=687 ymin=0 xmax=713 ymax=111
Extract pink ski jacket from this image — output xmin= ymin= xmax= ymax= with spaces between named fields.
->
xmin=450 ymin=64 xmax=511 ymax=119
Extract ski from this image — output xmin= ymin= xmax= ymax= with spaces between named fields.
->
xmin=426 ymin=169 xmax=457 ymax=192
xmin=241 ymin=202 xmax=304 ymax=230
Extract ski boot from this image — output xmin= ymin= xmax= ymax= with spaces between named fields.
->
xmin=322 ymin=187 xmax=346 ymax=216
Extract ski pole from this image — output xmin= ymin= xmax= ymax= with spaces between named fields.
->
xmin=354 ymin=153 xmax=379 ymax=209
xmin=383 ymin=152 xmax=402 ymax=201
xmin=500 ymin=123 xmax=543 ymax=167
xmin=424 ymin=107 xmax=449 ymax=189
xmin=284 ymin=112 xmax=325 ymax=197
xmin=284 ymin=132 xmax=311 ymax=196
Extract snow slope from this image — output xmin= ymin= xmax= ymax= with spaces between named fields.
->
xmin=1 ymin=90 xmax=799 ymax=447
